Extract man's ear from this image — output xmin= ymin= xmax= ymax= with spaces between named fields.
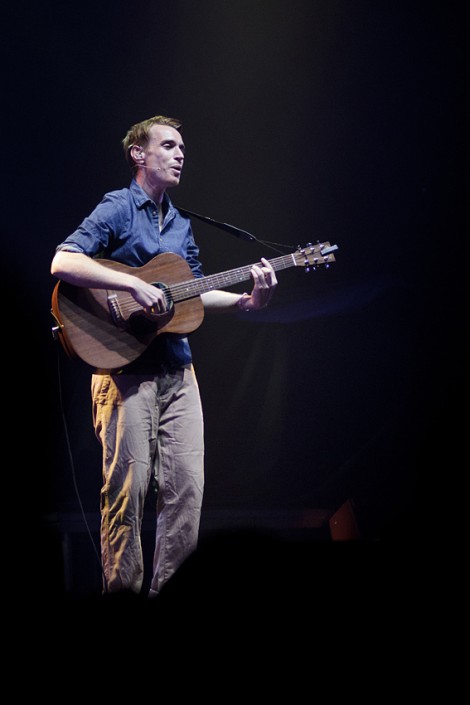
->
xmin=130 ymin=144 xmax=145 ymax=164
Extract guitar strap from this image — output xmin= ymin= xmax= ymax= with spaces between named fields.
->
xmin=176 ymin=206 xmax=258 ymax=242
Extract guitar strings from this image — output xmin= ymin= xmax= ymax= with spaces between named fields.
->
xmin=107 ymin=248 xmax=328 ymax=316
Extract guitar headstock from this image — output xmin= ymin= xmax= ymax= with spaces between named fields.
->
xmin=293 ymin=241 xmax=338 ymax=270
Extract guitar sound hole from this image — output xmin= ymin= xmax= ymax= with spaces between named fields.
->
xmin=129 ymin=282 xmax=175 ymax=338
xmin=128 ymin=313 xmax=160 ymax=337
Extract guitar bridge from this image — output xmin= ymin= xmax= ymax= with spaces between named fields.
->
xmin=107 ymin=293 xmax=125 ymax=326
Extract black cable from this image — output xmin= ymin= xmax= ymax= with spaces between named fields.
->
xmin=54 ymin=340 xmax=107 ymax=592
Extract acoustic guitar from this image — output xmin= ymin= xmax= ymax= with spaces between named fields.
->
xmin=51 ymin=241 xmax=337 ymax=370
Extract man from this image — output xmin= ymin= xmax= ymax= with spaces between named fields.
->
xmin=51 ymin=114 xmax=277 ymax=597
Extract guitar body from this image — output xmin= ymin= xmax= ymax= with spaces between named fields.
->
xmin=51 ymin=253 xmax=204 ymax=370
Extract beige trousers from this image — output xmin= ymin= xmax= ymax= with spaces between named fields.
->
xmin=91 ymin=364 xmax=204 ymax=597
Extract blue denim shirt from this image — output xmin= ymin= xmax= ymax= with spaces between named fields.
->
xmin=56 ymin=180 xmax=204 ymax=372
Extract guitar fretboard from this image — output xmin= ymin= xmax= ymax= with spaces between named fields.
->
xmin=169 ymin=253 xmax=295 ymax=302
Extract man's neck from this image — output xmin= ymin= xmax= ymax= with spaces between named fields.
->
xmin=135 ymin=172 xmax=165 ymax=205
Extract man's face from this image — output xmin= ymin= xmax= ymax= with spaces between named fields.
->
xmin=142 ymin=124 xmax=186 ymax=186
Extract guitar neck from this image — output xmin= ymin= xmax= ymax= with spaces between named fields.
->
xmin=169 ymin=253 xmax=296 ymax=303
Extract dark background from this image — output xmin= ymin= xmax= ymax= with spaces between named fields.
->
xmin=3 ymin=1 xmax=465 ymax=607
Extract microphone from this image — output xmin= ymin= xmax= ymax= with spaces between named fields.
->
xmin=139 ymin=165 xmax=162 ymax=170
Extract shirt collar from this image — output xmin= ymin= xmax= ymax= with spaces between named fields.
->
xmin=129 ymin=178 xmax=153 ymax=209
xmin=129 ymin=179 xmax=174 ymax=217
